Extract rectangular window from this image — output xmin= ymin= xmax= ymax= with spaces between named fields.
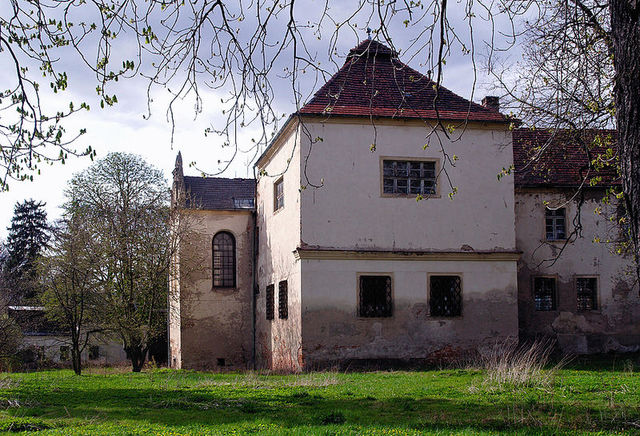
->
xmin=60 ymin=346 xmax=69 ymax=361
xmin=278 ymin=280 xmax=288 ymax=319
xmin=274 ymin=177 xmax=284 ymax=211
xmin=89 ymin=345 xmax=100 ymax=360
xmin=266 ymin=284 xmax=274 ymax=320
xmin=429 ymin=275 xmax=462 ymax=317
xmin=545 ymin=208 xmax=566 ymax=240
xmin=359 ymin=275 xmax=392 ymax=317
xmin=534 ymin=277 xmax=557 ymax=311
xmin=576 ymin=277 xmax=598 ymax=311
xmin=383 ymin=159 xmax=436 ymax=195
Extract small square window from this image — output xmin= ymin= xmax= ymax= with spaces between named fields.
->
xmin=545 ymin=208 xmax=566 ymax=240
xmin=359 ymin=275 xmax=392 ymax=317
xmin=534 ymin=277 xmax=556 ymax=311
xmin=274 ymin=177 xmax=284 ymax=211
xmin=429 ymin=276 xmax=462 ymax=317
xmin=576 ymin=277 xmax=597 ymax=311
xmin=266 ymin=284 xmax=274 ymax=320
xmin=278 ymin=280 xmax=288 ymax=319
xmin=382 ymin=159 xmax=436 ymax=196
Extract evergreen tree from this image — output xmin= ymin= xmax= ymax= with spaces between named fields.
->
xmin=5 ymin=200 xmax=50 ymax=303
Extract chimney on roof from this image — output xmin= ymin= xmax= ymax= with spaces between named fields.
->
xmin=482 ymin=96 xmax=500 ymax=112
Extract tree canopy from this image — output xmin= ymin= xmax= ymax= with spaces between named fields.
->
xmin=65 ymin=152 xmax=173 ymax=371
xmin=2 ymin=0 xmax=639 ymax=273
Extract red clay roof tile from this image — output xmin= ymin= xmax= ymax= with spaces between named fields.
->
xmin=299 ymin=40 xmax=506 ymax=122
xmin=513 ymin=128 xmax=619 ymax=188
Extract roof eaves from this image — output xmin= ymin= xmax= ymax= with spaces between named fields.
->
xmin=254 ymin=114 xmax=299 ymax=169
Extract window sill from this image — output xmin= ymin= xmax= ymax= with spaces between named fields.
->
xmin=212 ymin=287 xmax=238 ymax=292
xmin=381 ymin=193 xmax=441 ymax=199
xmin=544 ymin=238 xmax=569 ymax=244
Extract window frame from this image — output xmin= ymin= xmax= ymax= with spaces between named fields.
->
xmin=357 ymin=273 xmax=394 ymax=318
xmin=427 ymin=273 xmax=463 ymax=318
xmin=273 ymin=176 xmax=284 ymax=212
xmin=212 ymin=231 xmax=236 ymax=289
xmin=575 ymin=275 xmax=599 ymax=312
xmin=533 ymin=275 xmax=558 ymax=311
xmin=278 ymin=280 xmax=288 ymax=319
xmin=265 ymin=284 xmax=275 ymax=320
xmin=380 ymin=156 xmax=441 ymax=198
xmin=545 ymin=207 xmax=567 ymax=241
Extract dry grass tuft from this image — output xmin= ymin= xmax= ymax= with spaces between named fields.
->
xmin=477 ymin=339 xmax=568 ymax=389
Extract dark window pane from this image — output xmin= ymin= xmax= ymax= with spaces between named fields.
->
xmin=382 ymin=160 xmax=436 ymax=196
xmin=213 ymin=232 xmax=235 ymax=288
xmin=278 ymin=281 xmax=288 ymax=319
xmin=359 ymin=276 xmax=392 ymax=317
xmin=430 ymin=276 xmax=462 ymax=317
xmin=577 ymin=277 xmax=597 ymax=311
xmin=534 ymin=277 xmax=556 ymax=311
xmin=266 ymin=284 xmax=274 ymax=320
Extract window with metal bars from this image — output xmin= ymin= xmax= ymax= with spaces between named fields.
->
xmin=266 ymin=284 xmax=274 ymax=320
xmin=278 ymin=280 xmax=288 ymax=319
xmin=534 ymin=277 xmax=557 ymax=311
xmin=429 ymin=275 xmax=462 ymax=317
xmin=274 ymin=177 xmax=284 ymax=211
xmin=359 ymin=275 xmax=392 ymax=317
xmin=576 ymin=277 xmax=597 ymax=311
xmin=383 ymin=160 xmax=436 ymax=195
xmin=545 ymin=208 xmax=566 ymax=240
xmin=212 ymin=232 xmax=236 ymax=288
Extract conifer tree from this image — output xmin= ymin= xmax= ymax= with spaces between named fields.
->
xmin=5 ymin=200 xmax=50 ymax=303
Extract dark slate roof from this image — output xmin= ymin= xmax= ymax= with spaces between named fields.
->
xmin=299 ymin=40 xmax=506 ymax=122
xmin=513 ymin=128 xmax=619 ymax=188
xmin=184 ymin=176 xmax=256 ymax=210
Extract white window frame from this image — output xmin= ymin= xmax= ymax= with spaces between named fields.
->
xmin=274 ymin=176 xmax=284 ymax=212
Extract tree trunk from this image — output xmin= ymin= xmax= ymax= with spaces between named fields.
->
xmin=71 ymin=347 xmax=82 ymax=376
xmin=610 ymin=0 xmax=640 ymax=280
xmin=126 ymin=345 xmax=147 ymax=372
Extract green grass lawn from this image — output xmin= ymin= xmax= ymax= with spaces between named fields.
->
xmin=0 ymin=359 xmax=639 ymax=435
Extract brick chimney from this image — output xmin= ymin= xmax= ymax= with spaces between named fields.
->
xmin=482 ymin=96 xmax=500 ymax=112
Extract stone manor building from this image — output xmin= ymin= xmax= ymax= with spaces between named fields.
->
xmin=169 ymin=40 xmax=639 ymax=371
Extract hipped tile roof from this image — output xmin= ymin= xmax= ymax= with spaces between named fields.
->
xmin=184 ymin=176 xmax=256 ymax=210
xmin=513 ymin=128 xmax=619 ymax=188
xmin=299 ymin=40 xmax=506 ymax=122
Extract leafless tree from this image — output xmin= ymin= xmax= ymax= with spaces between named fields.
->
xmin=491 ymin=0 xmax=639 ymax=276
xmin=39 ymin=217 xmax=100 ymax=375
xmin=2 ymin=0 xmax=639 ymax=274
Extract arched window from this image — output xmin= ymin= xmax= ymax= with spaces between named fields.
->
xmin=212 ymin=232 xmax=236 ymax=288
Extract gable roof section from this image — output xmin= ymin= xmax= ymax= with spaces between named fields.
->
xmin=184 ymin=176 xmax=256 ymax=210
xmin=299 ymin=40 xmax=506 ymax=122
xmin=513 ymin=128 xmax=619 ymax=188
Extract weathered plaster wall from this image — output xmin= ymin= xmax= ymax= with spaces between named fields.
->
xmin=255 ymin=123 xmax=303 ymax=371
xmin=178 ymin=210 xmax=254 ymax=370
xmin=299 ymin=120 xmax=516 ymax=251
xmin=516 ymin=189 xmax=640 ymax=353
xmin=300 ymin=258 xmax=518 ymax=367
xmin=168 ymin=245 xmax=181 ymax=368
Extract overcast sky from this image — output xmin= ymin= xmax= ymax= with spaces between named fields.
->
xmin=0 ymin=2 xmax=522 ymax=239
